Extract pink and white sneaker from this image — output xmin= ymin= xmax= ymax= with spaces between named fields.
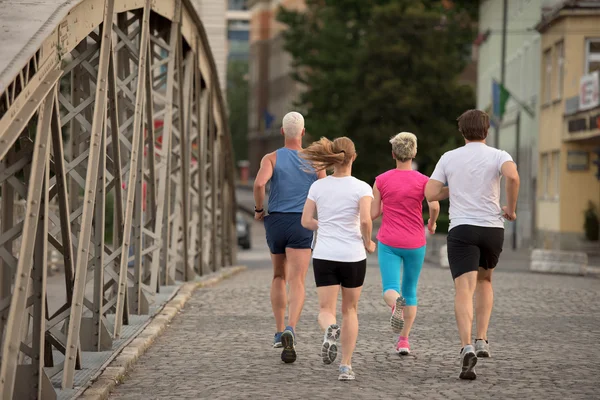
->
xmin=390 ymin=296 xmax=406 ymax=333
xmin=396 ymin=336 xmax=410 ymax=355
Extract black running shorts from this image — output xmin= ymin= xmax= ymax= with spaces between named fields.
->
xmin=446 ymin=225 xmax=505 ymax=280
xmin=313 ymin=258 xmax=367 ymax=288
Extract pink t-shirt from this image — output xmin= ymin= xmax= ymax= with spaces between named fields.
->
xmin=375 ymin=169 xmax=429 ymax=249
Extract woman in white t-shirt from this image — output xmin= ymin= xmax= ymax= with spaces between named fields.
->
xmin=299 ymin=137 xmax=376 ymax=382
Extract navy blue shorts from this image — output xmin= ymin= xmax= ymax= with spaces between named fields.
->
xmin=264 ymin=212 xmax=314 ymax=255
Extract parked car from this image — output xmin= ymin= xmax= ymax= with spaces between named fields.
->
xmin=237 ymin=212 xmax=251 ymax=250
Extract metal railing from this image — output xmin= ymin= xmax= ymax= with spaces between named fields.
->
xmin=0 ymin=0 xmax=237 ymax=398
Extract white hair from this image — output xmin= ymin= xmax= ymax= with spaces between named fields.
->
xmin=389 ymin=132 xmax=417 ymax=162
xmin=282 ymin=112 xmax=304 ymax=138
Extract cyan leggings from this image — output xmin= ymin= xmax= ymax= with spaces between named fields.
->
xmin=378 ymin=242 xmax=426 ymax=306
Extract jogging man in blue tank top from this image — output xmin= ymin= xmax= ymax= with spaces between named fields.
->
xmin=253 ymin=112 xmax=326 ymax=363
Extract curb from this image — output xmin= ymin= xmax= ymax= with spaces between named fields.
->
xmin=77 ymin=265 xmax=247 ymax=400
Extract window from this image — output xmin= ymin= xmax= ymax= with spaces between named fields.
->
xmin=586 ymin=38 xmax=600 ymax=74
xmin=540 ymin=153 xmax=549 ymax=197
xmin=555 ymin=41 xmax=564 ymax=100
xmin=551 ymin=151 xmax=560 ymax=198
xmin=228 ymin=0 xmax=247 ymax=11
xmin=543 ymin=48 xmax=552 ymax=104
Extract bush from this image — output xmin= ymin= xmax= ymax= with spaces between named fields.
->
xmin=584 ymin=202 xmax=599 ymax=241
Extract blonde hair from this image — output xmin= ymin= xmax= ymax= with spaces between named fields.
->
xmin=282 ymin=111 xmax=304 ymax=138
xmin=299 ymin=136 xmax=356 ymax=171
xmin=389 ymin=132 xmax=417 ymax=162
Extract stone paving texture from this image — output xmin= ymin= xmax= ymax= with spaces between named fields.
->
xmin=110 ymin=222 xmax=600 ymax=400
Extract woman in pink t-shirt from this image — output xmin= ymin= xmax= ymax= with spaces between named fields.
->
xmin=371 ymin=132 xmax=441 ymax=355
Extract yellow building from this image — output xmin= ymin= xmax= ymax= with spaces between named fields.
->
xmin=536 ymin=1 xmax=600 ymax=251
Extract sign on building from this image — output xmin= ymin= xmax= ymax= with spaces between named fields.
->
xmin=580 ymin=71 xmax=599 ymax=111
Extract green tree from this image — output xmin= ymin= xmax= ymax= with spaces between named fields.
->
xmin=227 ymin=60 xmax=249 ymax=162
xmin=277 ymin=0 xmax=477 ymax=182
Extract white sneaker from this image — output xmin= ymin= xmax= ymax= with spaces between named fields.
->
xmin=475 ymin=339 xmax=490 ymax=358
xmin=338 ymin=365 xmax=355 ymax=381
xmin=321 ymin=324 xmax=340 ymax=364
xmin=459 ymin=345 xmax=478 ymax=380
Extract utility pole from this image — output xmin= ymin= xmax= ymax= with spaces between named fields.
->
xmin=495 ymin=0 xmax=508 ymax=149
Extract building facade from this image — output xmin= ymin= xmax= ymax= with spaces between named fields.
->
xmin=191 ymin=0 xmax=228 ymax=92
xmin=535 ymin=1 xmax=600 ymax=251
xmin=227 ymin=0 xmax=250 ymax=62
xmin=247 ymin=0 xmax=306 ymax=176
xmin=476 ymin=0 xmax=556 ymax=249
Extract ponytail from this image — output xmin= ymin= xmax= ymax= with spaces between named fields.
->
xmin=299 ymin=136 xmax=355 ymax=172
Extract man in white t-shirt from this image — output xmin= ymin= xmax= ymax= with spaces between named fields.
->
xmin=425 ymin=109 xmax=520 ymax=380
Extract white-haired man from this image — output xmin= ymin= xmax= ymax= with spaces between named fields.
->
xmin=254 ymin=112 xmax=326 ymax=363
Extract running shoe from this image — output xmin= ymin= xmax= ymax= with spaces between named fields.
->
xmin=459 ymin=345 xmax=478 ymax=380
xmin=338 ymin=365 xmax=355 ymax=381
xmin=321 ymin=324 xmax=341 ymax=364
xmin=475 ymin=339 xmax=490 ymax=358
xmin=280 ymin=326 xmax=297 ymax=364
xmin=273 ymin=332 xmax=283 ymax=348
xmin=390 ymin=296 xmax=406 ymax=333
xmin=395 ymin=336 xmax=410 ymax=355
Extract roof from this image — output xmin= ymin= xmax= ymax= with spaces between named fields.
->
xmin=536 ymin=0 xmax=600 ymax=33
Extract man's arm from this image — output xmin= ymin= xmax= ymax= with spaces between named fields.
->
xmin=501 ymin=161 xmax=520 ymax=221
xmin=371 ymin=183 xmax=382 ymax=220
xmin=425 ymin=180 xmax=447 ymax=202
xmin=253 ymin=153 xmax=274 ymax=220
xmin=426 ymin=156 xmax=447 ymax=201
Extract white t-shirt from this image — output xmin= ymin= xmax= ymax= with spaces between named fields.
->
xmin=307 ymin=176 xmax=373 ymax=262
xmin=430 ymin=142 xmax=515 ymax=230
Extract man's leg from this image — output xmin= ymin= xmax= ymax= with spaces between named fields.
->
xmin=271 ymin=254 xmax=287 ymax=333
xmin=447 ymin=226 xmax=481 ymax=380
xmin=475 ymin=267 xmax=493 ymax=341
xmin=454 ymin=271 xmax=478 ymax=347
xmin=285 ymin=248 xmax=311 ymax=329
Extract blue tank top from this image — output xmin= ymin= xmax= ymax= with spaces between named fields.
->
xmin=268 ymin=148 xmax=318 ymax=213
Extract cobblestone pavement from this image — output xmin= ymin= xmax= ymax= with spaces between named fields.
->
xmin=111 ymin=223 xmax=600 ymax=400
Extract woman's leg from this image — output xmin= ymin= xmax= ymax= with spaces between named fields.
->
xmin=317 ymin=285 xmax=339 ymax=331
xmin=317 ymin=285 xmax=341 ymax=364
xmin=378 ymin=242 xmax=406 ymax=333
xmin=340 ymin=285 xmax=363 ymax=367
xmin=378 ymin=242 xmax=402 ymax=308
xmin=314 ymin=259 xmax=342 ymax=364
xmin=399 ymin=246 xmax=426 ymax=338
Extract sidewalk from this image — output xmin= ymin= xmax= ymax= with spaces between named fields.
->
xmin=109 ymin=256 xmax=600 ymax=399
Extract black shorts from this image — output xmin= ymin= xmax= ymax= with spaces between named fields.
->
xmin=264 ymin=212 xmax=314 ymax=254
xmin=447 ymin=225 xmax=504 ymax=280
xmin=313 ymin=258 xmax=367 ymax=288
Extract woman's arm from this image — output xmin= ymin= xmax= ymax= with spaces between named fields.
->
xmin=301 ymin=198 xmax=319 ymax=231
xmin=359 ymin=196 xmax=376 ymax=253
xmin=370 ymin=183 xmax=382 ymax=220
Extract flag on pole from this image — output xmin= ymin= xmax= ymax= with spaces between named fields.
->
xmin=264 ymin=110 xmax=275 ymax=130
xmin=492 ymin=79 xmax=511 ymax=120
xmin=492 ymin=79 xmax=535 ymax=119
